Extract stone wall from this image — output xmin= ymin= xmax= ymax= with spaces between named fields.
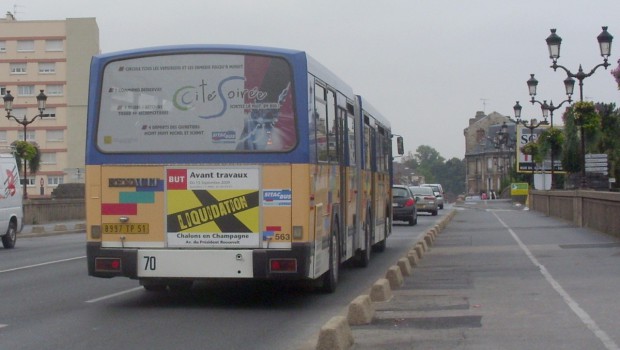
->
xmin=24 ymin=198 xmax=85 ymax=225
xmin=530 ymin=190 xmax=620 ymax=238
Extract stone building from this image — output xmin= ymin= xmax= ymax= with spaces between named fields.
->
xmin=0 ymin=13 xmax=99 ymax=197
xmin=464 ymin=111 xmax=516 ymax=196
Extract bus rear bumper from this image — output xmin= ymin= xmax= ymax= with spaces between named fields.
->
xmin=87 ymin=242 xmax=312 ymax=280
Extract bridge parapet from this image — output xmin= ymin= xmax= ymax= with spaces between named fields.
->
xmin=530 ymin=190 xmax=620 ymax=238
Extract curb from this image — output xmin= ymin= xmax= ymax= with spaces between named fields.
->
xmin=312 ymin=209 xmax=457 ymax=350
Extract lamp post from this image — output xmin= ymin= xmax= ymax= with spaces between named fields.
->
xmin=526 ymin=74 xmax=574 ymax=189
xmin=545 ymin=26 xmax=613 ymax=188
xmin=3 ymin=90 xmax=47 ymax=199
xmin=492 ymin=121 xmax=515 ymax=187
xmin=513 ymin=101 xmax=550 ymax=187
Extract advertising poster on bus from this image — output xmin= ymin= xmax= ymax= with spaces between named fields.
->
xmin=165 ymin=167 xmax=260 ymax=248
xmin=97 ymin=53 xmax=296 ymax=153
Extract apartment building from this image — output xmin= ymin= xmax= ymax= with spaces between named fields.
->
xmin=0 ymin=12 xmax=99 ymax=197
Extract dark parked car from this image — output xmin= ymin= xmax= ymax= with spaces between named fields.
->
xmin=392 ymin=185 xmax=417 ymax=226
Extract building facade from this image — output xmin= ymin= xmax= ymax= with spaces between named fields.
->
xmin=0 ymin=13 xmax=99 ymax=197
xmin=464 ymin=111 xmax=516 ymax=196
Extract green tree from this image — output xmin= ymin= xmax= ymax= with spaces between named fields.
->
xmin=414 ymin=145 xmax=445 ymax=183
xmin=561 ymin=107 xmax=581 ymax=173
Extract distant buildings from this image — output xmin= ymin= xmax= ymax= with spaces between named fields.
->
xmin=464 ymin=111 xmax=516 ymax=196
xmin=0 ymin=12 xmax=99 ymax=197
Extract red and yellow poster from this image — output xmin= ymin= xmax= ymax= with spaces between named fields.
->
xmin=166 ymin=167 xmax=260 ymax=247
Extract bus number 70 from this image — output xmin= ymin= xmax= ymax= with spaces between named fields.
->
xmin=143 ymin=256 xmax=156 ymax=270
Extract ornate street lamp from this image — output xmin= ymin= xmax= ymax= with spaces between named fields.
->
xmin=546 ymin=26 xmax=613 ymax=188
xmin=3 ymin=90 xmax=47 ymax=199
xmin=513 ymin=101 xmax=550 ymax=186
xmin=526 ymin=74 xmax=574 ymax=189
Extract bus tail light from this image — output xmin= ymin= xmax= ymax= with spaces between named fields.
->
xmin=270 ymin=259 xmax=297 ymax=273
xmin=95 ymin=257 xmax=122 ymax=272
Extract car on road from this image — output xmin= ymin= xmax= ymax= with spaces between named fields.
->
xmin=392 ymin=185 xmax=417 ymax=226
xmin=409 ymin=186 xmax=438 ymax=216
xmin=421 ymin=183 xmax=444 ymax=209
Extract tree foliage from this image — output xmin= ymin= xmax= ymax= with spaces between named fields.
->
xmin=395 ymin=145 xmax=464 ymax=198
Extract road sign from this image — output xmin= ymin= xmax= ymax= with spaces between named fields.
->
xmin=510 ymin=183 xmax=529 ymax=196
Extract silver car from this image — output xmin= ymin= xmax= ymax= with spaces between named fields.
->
xmin=409 ymin=186 xmax=438 ymax=216
xmin=421 ymin=183 xmax=444 ymax=209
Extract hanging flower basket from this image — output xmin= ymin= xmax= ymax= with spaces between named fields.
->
xmin=612 ymin=59 xmax=620 ymax=90
xmin=520 ymin=142 xmax=538 ymax=156
xmin=539 ymin=127 xmax=564 ymax=153
xmin=573 ymin=101 xmax=600 ymax=133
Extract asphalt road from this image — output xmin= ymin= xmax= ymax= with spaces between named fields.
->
xmin=0 ymin=209 xmax=448 ymax=350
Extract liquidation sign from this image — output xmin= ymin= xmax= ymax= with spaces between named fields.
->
xmin=166 ymin=167 xmax=260 ymax=247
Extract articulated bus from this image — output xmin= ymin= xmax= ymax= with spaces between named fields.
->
xmin=86 ymin=45 xmax=403 ymax=292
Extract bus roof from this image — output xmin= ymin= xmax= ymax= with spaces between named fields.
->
xmin=357 ymin=95 xmax=391 ymax=130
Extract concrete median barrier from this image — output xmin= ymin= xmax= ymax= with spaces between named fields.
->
xmin=370 ymin=278 xmax=392 ymax=302
xmin=315 ymin=316 xmax=354 ymax=350
xmin=397 ymin=257 xmax=412 ymax=277
xmin=347 ymin=295 xmax=375 ymax=325
xmin=385 ymin=265 xmax=404 ymax=289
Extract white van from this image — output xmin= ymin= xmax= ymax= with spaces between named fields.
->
xmin=0 ymin=153 xmax=23 ymax=249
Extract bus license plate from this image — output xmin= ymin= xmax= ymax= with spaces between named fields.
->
xmin=102 ymin=223 xmax=149 ymax=234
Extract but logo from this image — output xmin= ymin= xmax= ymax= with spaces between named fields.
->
xmin=167 ymin=169 xmax=187 ymax=190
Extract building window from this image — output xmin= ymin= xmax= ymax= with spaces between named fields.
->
xmin=22 ymin=177 xmax=35 ymax=187
xmin=48 ymin=176 xmax=64 ymax=186
xmin=17 ymin=40 xmax=34 ymax=52
xmin=45 ymin=85 xmax=63 ymax=96
xmin=0 ymin=131 xmax=7 ymax=143
xmin=18 ymin=130 xmax=36 ymax=142
xmin=38 ymin=62 xmax=56 ymax=74
xmin=45 ymin=40 xmax=63 ymax=52
xmin=18 ymin=85 xmax=35 ymax=96
xmin=0 ymin=41 xmax=6 ymax=52
xmin=0 ymin=86 xmax=6 ymax=95
xmin=41 ymin=152 xmax=56 ymax=164
xmin=42 ymin=107 xmax=56 ymax=119
xmin=46 ymin=130 xmax=64 ymax=142
xmin=10 ymin=63 xmax=27 ymax=74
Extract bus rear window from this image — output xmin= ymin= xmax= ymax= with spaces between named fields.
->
xmin=97 ymin=53 xmax=296 ymax=153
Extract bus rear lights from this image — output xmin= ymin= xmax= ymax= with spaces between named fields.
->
xmin=270 ymin=259 xmax=297 ymax=273
xmin=95 ymin=257 xmax=122 ymax=272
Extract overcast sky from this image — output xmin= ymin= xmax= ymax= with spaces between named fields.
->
xmin=11 ymin=0 xmax=620 ymax=160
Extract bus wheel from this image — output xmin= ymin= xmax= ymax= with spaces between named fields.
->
xmin=355 ymin=215 xmax=371 ymax=267
xmin=1 ymin=221 xmax=17 ymax=249
xmin=320 ymin=228 xmax=340 ymax=293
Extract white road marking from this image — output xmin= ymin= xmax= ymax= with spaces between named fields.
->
xmin=492 ymin=211 xmax=619 ymax=350
xmin=0 ymin=324 xmax=7 ymax=329
xmin=85 ymin=287 xmax=144 ymax=303
xmin=0 ymin=256 xmax=85 ymax=274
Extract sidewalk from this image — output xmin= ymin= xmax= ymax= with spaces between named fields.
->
xmin=19 ymin=220 xmax=86 ymax=237
xmin=308 ymin=198 xmax=620 ymax=349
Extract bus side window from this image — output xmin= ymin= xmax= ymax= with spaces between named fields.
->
xmin=326 ymin=90 xmax=337 ymax=163
xmin=315 ymin=84 xmax=328 ymax=163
